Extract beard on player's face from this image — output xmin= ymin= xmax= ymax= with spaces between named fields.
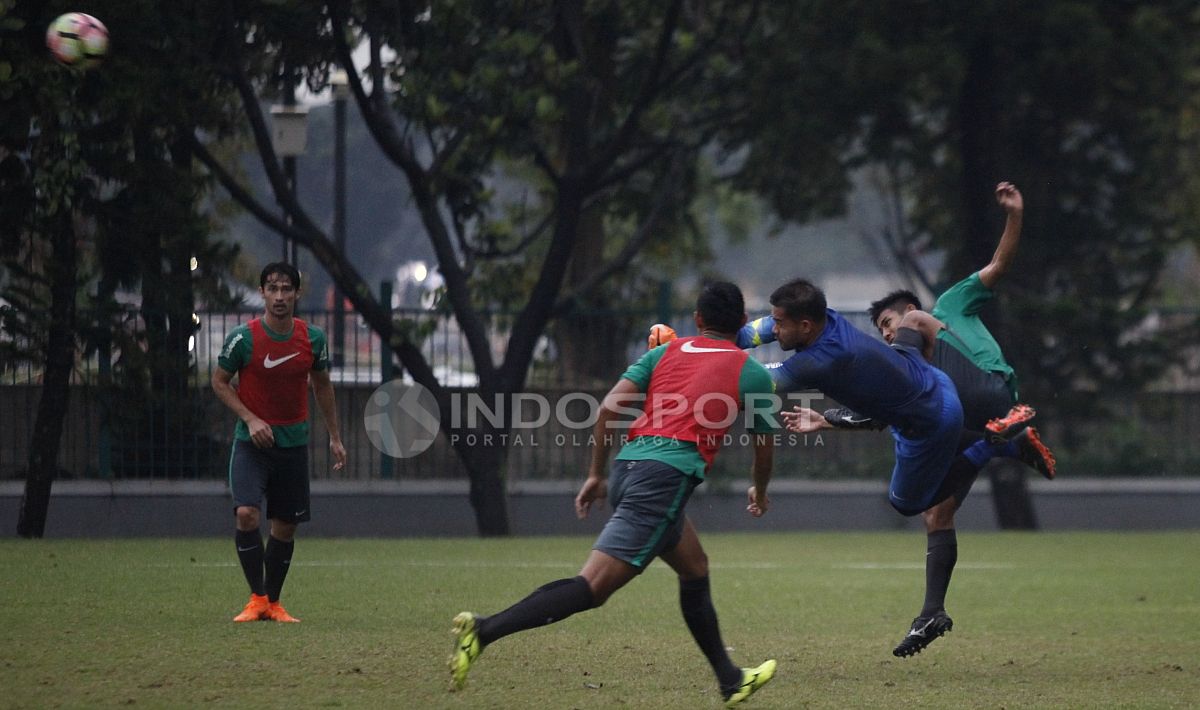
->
xmin=262 ymin=276 xmax=298 ymax=317
xmin=770 ymin=307 xmax=801 ymax=350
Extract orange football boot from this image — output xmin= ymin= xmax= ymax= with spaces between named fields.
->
xmin=985 ymin=403 xmax=1036 ymax=442
xmin=265 ymin=600 xmax=301 ymax=623
xmin=233 ymin=593 xmax=270 ymax=622
xmin=1015 ymin=426 xmax=1057 ymax=480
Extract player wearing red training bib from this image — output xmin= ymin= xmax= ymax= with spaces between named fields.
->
xmin=447 ymin=282 xmax=780 ymax=707
xmin=622 ymin=335 xmax=766 ymax=474
xmin=211 ymin=262 xmax=346 ymax=624
xmin=232 ymin=317 xmax=318 ymax=432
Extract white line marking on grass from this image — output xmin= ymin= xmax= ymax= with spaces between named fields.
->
xmin=835 ymin=561 xmax=1022 ymax=570
xmin=151 ymin=559 xmax=785 ymax=570
xmin=394 ymin=560 xmax=783 ymax=570
xmin=151 ymin=560 xmax=578 ymax=569
xmin=403 ymin=560 xmax=577 ymax=568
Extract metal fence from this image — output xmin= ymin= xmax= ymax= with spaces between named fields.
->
xmin=2 ymin=306 xmax=1198 ymax=483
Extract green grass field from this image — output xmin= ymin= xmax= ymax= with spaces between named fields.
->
xmin=2 ymin=532 xmax=1198 ymax=709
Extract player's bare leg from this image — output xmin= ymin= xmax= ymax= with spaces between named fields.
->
xmin=662 ymin=519 xmax=776 ymax=706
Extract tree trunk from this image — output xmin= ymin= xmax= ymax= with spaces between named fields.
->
xmin=956 ymin=35 xmax=1038 ymax=529
xmin=17 ymin=211 xmax=77 ymax=538
xmin=552 ymin=17 xmax=629 ymax=386
xmin=457 ymin=428 xmax=512 ymax=536
xmin=164 ymin=140 xmax=199 ymax=474
xmin=556 ymin=206 xmax=629 ymax=385
xmin=987 ymin=459 xmax=1038 ymax=530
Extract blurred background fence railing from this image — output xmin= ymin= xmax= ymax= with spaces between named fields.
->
xmin=2 ymin=307 xmax=1198 ymax=485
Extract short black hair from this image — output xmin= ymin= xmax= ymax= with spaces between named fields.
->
xmin=868 ymin=290 xmax=922 ymax=326
xmin=260 ymin=262 xmax=301 ymax=290
xmin=696 ymin=281 xmax=745 ymax=334
xmin=769 ymin=278 xmax=827 ymax=323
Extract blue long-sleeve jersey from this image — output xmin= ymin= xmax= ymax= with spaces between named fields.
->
xmin=737 ymin=309 xmax=945 ymax=435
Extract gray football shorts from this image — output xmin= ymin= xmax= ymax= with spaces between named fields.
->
xmin=228 ymin=439 xmax=311 ymax=523
xmin=593 ymin=459 xmax=700 ymax=569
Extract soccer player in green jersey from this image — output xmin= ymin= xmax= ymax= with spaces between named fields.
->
xmin=448 ymin=282 xmax=778 ymax=708
xmin=865 ymin=181 xmax=1056 ymax=656
xmin=211 ymin=262 xmax=346 ymax=623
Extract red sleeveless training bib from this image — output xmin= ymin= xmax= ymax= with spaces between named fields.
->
xmin=236 ymin=318 xmax=314 ymax=426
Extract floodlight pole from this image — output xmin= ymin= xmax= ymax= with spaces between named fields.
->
xmin=283 ymin=82 xmax=298 ymax=267
xmin=284 ymin=155 xmax=297 ymax=266
xmin=270 ymin=78 xmax=308 ymax=268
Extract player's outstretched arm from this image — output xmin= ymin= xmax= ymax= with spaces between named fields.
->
xmin=781 ymin=406 xmax=833 ymax=434
xmin=978 ymin=181 xmax=1024 ymax=289
xmin=735 ymin=315 xmax=777 ymax=350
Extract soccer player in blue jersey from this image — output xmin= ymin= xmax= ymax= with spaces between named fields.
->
xmin=737 ymin=278 xmax=1032 ymax=656
xmin=448 ymin=282 xmax=777 ymax=707
xmin=864 ymin=182 xmax=1056 ymax=656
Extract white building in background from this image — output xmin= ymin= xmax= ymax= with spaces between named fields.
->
xmin=819 ymin=272 xmax=932 ymax=313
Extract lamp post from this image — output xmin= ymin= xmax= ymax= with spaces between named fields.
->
xmin=330 ymin=69 xmax=349 ymax=368
xmin=270 ymin=92 xmax=309 ymax=267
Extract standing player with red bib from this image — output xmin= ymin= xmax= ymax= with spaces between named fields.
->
xmin=448 ymin=282 xmax=779 ymax=708
xmin=211 ymin=262 xmax=346 ymax=623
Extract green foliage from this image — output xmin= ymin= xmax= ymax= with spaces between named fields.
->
xmin=0 ymin=2 xmax=91 ymax=364
xmin=1 ymin=534 xmax=1198 ymax=707
xmin=206 ymin=1 xmax=773 ymax=397
xmin=363 ymin=0 xmax=746 ymax=302
xmin=2 ymin=1 xmax=242 ymax=306
xmin=0 ymin=2 xmax=249 ymax=482
xmin=724 ymin=1 xmax=1200 ymax=404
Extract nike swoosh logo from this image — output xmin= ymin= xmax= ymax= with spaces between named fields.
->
xmin=263 ymin=352 xmax=300 ymax=369
xmin=681 ymin=341 xmax=733 ymax=354
xmin=908 ymin=618 xmax=937 ymax=637
xmin=237 ymin=546 xmax=258 ymax=552
xmin=844 ymin=416 xmax=872 ymax=424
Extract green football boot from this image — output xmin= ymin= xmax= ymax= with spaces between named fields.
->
xmin=724 ymin=659 xmax=777 ymax=707
xmin=448 ymin=612 xmax=482 ymax=691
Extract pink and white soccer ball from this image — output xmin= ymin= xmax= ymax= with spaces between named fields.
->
xmin=46 ymin=12 xmax=109 ymax=68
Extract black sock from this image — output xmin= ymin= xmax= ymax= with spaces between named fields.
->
xmin=920 ymin=529 xmax=958 ymax=617
xmin=680 ymin=576 xmax=742 ymax=693
xmin=235 ymin=529 xmax=265 ymax=596
xmin=476 ymin=576 xmax=594 ymax=646
xmin=264 ymin=536 xmax=295 ymax=603
xmin=929 ymin=454 xmax=982 ymax=510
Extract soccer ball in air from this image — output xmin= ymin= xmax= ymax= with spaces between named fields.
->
xmin=647 ymin=323 xmax=677 ymax=350
xmin=46 ymin=13 xmax=109 ymax=68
